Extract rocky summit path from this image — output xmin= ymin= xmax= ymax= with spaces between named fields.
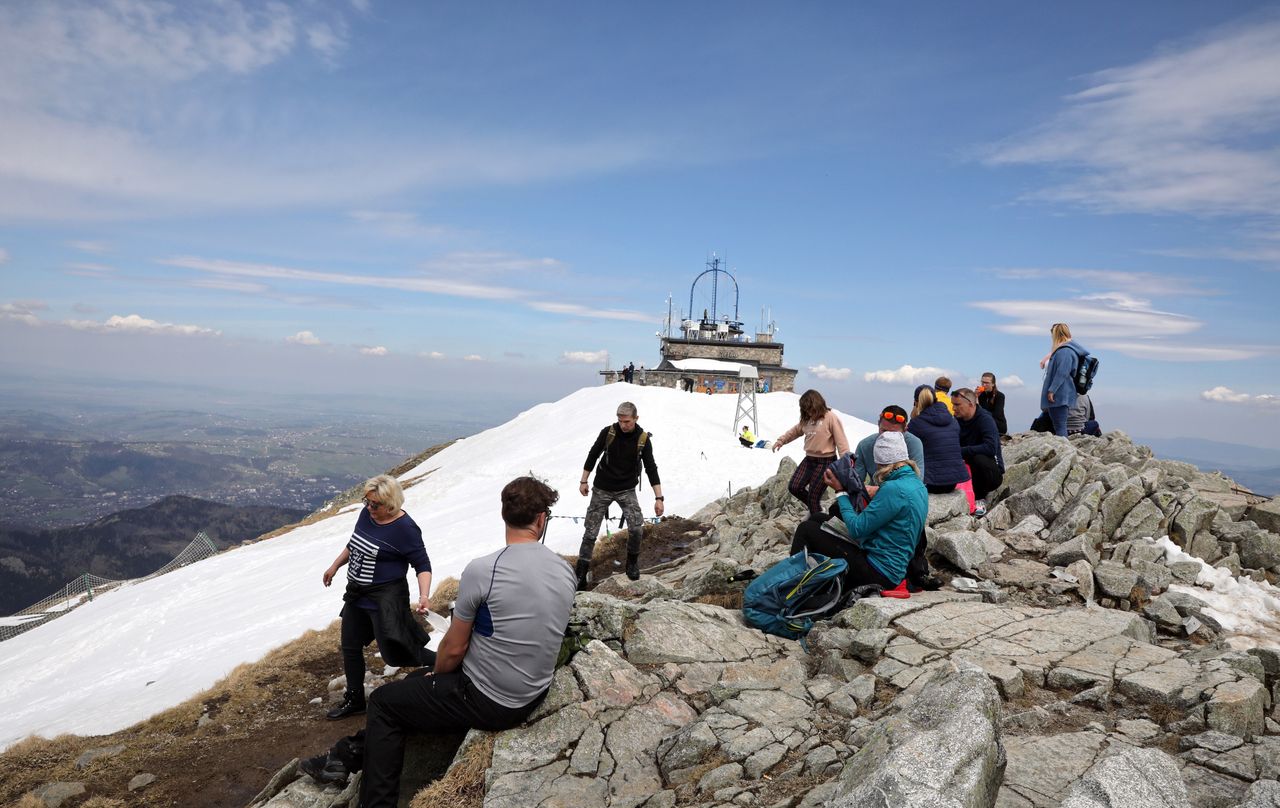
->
xmin=253 ymin=431 xmax=1280 ymax=808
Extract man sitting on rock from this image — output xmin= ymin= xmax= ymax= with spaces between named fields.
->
xmin=952 ymin=388 xmax=1004 ymax=518
xmin=301 ymin=476 xmax=577 ymax=807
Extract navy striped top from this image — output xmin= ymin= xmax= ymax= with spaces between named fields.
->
xmin=346 ymin=508 xmax=431 ymax=610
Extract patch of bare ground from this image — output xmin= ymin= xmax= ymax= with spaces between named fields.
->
xmin=0 ymin=620 xmax=412 ymax=808
xmin=580 ymin=515 xmax=711 ymax=588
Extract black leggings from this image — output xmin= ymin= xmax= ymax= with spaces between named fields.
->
xmin=967 ymin=454 xmax=1004 ymax=500
xmin=340 ymin=603 xmax=390 ymax=702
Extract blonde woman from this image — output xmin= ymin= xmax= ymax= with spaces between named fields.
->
xmin=1040 ymin=323 xmax=1088 ymax=437
xmin=321 ymin=474 xmax=433 ymax=720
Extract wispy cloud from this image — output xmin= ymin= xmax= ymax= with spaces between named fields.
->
xmin=985 ymin=16 xmax=1280 ymax=217
xmin=864 ymin=365 xmax=948 ymax=385
xmin=421 ymin=351 xmax=445 ymax=360
xmin=561 ymin=350 xmax=609 ymax=364
xmin=1202 ymin=386 xmax=1280 ymax=406
xmin=286 ymin=330 xmax=323 ymax=346
xmin=68 ymin=240 xmax=110 ymax=254
xmin=1102 ymin=342 xmax=1260 ymax=362
xmin=359 ymin=346 xmax=388 ymax=356
xmin=65 ymin=262 xmax=114 ymax=277
xmin=526 ymin=301 xmax=652 ymax=323
xmin=999 ymin=375 xmax=1026 ymax=390
xmin=66 ymin=313 xmax=220 ymax=337
xmin=463 ymin=354 xmax=485 ymax=362
xmin=419 ymin=251 xmax=565 ymax=278
xmin=989 ymin=267 xmax=1217 ymax=297
xmin=807 ymin=364 xmax=852 ymax=381
xmin=0 ymin=301 xmax=44 ymax=326
xmin=348 ymin=211 xmax=456 ymax=240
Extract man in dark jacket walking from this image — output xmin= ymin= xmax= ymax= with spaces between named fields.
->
xmin=577 ymin=401 xmax=664 ymax=587
xmin=952 ymin=388 xmax=1004 ymax=517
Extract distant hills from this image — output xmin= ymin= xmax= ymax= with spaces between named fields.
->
xmin=1134 ymin=436 xmax=1280 ymax=497
xmin=0 ymin=494 xmax=307 ymax=616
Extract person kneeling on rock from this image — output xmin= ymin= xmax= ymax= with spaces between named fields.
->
xmin=301 ymin=476 xmax=577 ymax=808
xmin=791 ymin=432 xmax=928 ymax=591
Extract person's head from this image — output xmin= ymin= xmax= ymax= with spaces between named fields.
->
xmin=951 ymin=388 xmax=978 ymax=421
xmin=616 ymin=401 xmax=638 ymax=432
xmin=1051 ymin=322 xmax=1073 ymax=348
xmin=798 ymin=389 xmax=829 ymax=422
xmin=934 ymin=376 xmax=952 ymax=393
xmin=362 ymin=474 xmax=405 ymax=514
xmin=872 ymin=431 xmax=919 ymax=483
xmin=979 ymin=372 xmax=997 ymax=393
xmin=500 ymin=476 xmax=560 ymax=530
xmin=911 ymin=385 xmax=935 ymax=419
xmin=877 ymin=404 xmax=908 ymax=434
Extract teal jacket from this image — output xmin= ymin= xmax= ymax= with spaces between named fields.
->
xmin=834 ymin=464 xmax=928 ymax=584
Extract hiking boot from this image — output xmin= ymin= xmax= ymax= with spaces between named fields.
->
xmin=325 ymin=691 xmax=366 ymax=721
xmin=909 ymin=575 xmax=944 ymax=592
xmin=575 ymin=558 xmax=591 ymax=591
xmin=973 ymin=499 xmax=988 ymax=518
xmin=300 ymin=753 xmax=349 ymax=786
xmin=626 ymin=553 xmax=641 ymax=581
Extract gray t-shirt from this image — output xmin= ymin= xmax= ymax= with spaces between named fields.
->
xmin=454 ymin=541 xmax=577 ymax=708
xmin=1068 ymin=394 xmax=1094 ymax=433
xmin=853 ymin=430 xmax=925 ymax=485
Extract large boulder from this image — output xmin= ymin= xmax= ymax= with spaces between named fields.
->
xmin=827 ymin=669 xmax=1005 ymax=808
xmin=1059 ymin=746 xmax=1190 ymax=807
xmin=1247 ymin=498 xmax=1280 ymax=535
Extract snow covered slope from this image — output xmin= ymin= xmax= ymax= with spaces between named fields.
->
xmin=0 ymin=385 xmax=874 ymax=750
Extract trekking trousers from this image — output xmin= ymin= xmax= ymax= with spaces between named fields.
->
xmin=788 ymin=455 xmax=830 ymax=514
xmin=579 ymin=487 xmax=645 ymax=561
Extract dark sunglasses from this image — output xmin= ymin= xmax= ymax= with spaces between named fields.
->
xmin=881 ymin=411 xmax=906 ymax=424
xmin=363 ymin=497 xmax=388 ymax=511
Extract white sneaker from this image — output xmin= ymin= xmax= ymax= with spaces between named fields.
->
xmin=973 ymin=499 xmax=987 ymax=517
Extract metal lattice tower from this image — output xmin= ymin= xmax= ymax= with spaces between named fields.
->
xmin=733 ymin=366 xmax=759 ymax=436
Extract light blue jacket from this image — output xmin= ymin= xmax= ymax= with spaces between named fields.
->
xmin=834 ymin=465 xmax=928 ymax=585
xmin=1041 ymin=340 xmax=1087 ymax=411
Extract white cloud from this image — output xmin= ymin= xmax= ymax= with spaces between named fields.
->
xmin=348 ymin=210 xmax=455 ymax=240
xmin=65 ymin=262 xmax=113 ymax=276
xmin=990 ymin=268 xmax=1216 ymax=297
xmin=1202 ymin=386 xmax=1280 ymax=406
xmin=286 ymin=330 xmax=323 ymax=346
xmin=422 ymin=351 xmax=446 ymax=360
xmin=359 ymin=346 xmax=388 ymax=356
xmin=189 ymin=278 xmax=269 ymax=293
xmin=807 ymin=364 xmax=852 ymax=381
xmin=464 ymin=354 xmax=485 ymax=362
xmin=985 ymin=17 xmax=1280 ymax=217
xmin=67 ymin=313 xmax=220 ymax=337
xmin=1099 ymin=341 xmax=1259 ymax=361
xmin=419 ymin=251 xmax=565 ymax=278
xmin=68 ymin=240 xmax=110 ymax=254
xmin=999 ymin=374 xmax=1026 ymax=390
xmin=863 ymin=365 xmax=948 ymax=385
xmin=526 ymin=301 xmax=652 ymax=323
xmin=560 ymin=350 xmax=609 ymax=364
xmin=0 ymin=301 xmax=43 ymax=326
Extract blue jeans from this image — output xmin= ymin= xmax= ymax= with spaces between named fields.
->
xmin=1047 ymin=405 xmax=1069 ymax=437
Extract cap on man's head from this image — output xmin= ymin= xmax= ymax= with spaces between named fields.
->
xmin=873 ymin=431 xmax=910 ymax=466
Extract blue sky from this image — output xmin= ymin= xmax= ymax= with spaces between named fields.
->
xmin=1 ymin=1 xmax=1279 ymax=447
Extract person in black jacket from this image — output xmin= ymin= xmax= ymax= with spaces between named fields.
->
xmin=321 ymin=475 xmax=434 ymax=721
xmin=953 ymin=388 xmax=1005 ymax=517
xmin=977 ymin=372 xmax=1007 ymax=437
xmin=907 ymin=386 xmax=969 ymax=494
xmin=577 ymin=401 xmax=664 ymax=588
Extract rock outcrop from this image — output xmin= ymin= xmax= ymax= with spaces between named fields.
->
xmin=253 ymin=431 xmax=1280 ymax=808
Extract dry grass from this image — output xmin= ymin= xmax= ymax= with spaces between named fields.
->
xmin=430 ymin=577 xmax=459 ymax=614
xmin=407 ymin=733 xmax=496 ymax=808
xmin=13 ymin=795 xmax=45 ymax=808
xmin=695 ymin=592 xmax=744 ymax=610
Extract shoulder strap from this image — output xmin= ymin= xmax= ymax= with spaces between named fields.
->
xmin=638 ymin=431 xmax=649 ymax=451
xmin=605 ymin=424 xmax=616 ymax=450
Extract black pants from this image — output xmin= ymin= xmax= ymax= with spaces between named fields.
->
xmin=357 ymin=670 xmax=542 ymax=807
xmin=790 ymin=518 xmax=898 ymax=589
xmin=926 ymin=482 xmax=956 ymax=494
xmin=967 ymin=454 xmax=1004 ymax=501
xmin=341 ymin=604 xmax=392 ymax=703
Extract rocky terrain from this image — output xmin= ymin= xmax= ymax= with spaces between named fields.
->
xmin=56 ymin=430 xmax=1280 ymax=808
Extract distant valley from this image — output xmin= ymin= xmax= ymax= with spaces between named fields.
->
xmin=1134 ymin=436 xmax=1280 ymax=498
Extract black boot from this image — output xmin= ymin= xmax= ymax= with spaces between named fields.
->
xmin=575 ymin=558 xmax=590 ymax=591
xmin=325 ymin=690 xmax=366 ymax=721
xmin=300 ymin=752 xmax=350 ymax=786
xmin=626 ymin=553 xmax=641 ymax=581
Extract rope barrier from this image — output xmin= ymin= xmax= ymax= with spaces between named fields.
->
xmin=0 ymin=531 xmax=220 ymax=643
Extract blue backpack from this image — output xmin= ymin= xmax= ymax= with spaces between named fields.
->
xmin=742 ymin=550 xmax=848 ymax=640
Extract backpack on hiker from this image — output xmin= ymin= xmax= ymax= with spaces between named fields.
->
xmin=1060 ymin=346 xmax=1099 ymax=395
xmin=742 ymin=550 xmax=847 ymax=640
xmin=603 ymin=424 xmax=651 ymax=488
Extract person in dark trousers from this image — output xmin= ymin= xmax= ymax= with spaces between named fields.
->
xmin=952 ymin=388 xmax=1005 ymax=517
xmin=977 ymin=372 xmax=1007 ymax=437
xmin=577 ymin=401 xmax=664 ymax=587
xmin=321 ymin=474 xmax=433 ymax=721
xmin=772 ymin=389 xmax=849 ymax=514
xmin=302 ymin=477 xmax=577 ymax=807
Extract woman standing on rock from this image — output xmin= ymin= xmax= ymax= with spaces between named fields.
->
xmin=321 ymin=474 xmax=434 ymax=720
xmin=773 ymin=389 xmax=849 ymax=514
xmin=1040 ymin=323 xmax=1087 ymax=438
xmin=977 ymin=372 xmax=1007 ymax=437
xmin=907 ymin=385 xmax=969 ymax=494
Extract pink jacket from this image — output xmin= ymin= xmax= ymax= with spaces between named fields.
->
xmin=777 ymin=410 xmax=849 ymax=458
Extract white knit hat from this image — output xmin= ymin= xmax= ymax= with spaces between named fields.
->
xmin=873 ymin=431 xmax=909 ymax=466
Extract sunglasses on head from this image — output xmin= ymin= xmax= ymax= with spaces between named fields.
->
xmin=881 ymin=411 xmax=905 ymax=423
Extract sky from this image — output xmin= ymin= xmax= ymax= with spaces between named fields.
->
xmin=1 ymin=1 xmax=1279 ymax=447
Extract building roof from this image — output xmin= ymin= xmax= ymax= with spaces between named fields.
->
xmin=666 ymin=357 xmax=754 ymax=375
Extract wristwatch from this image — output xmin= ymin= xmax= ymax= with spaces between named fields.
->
xmin=654 ymin=496 xmax=665 ymax=501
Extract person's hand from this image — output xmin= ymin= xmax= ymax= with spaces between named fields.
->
xmin=655 ymin=499 xmax=665 ymax=517
xmin=822 ymin=468 xmax=843 ymax=492
xmin=1040 ymin=353 xmax=1050 ymax=370
xmin=866 ymin=484 xmax=880 ymax=499
xmin=323 ymin=567 xmax=336 ymax=587
xmin=1047 ymin=392 xmax=1055 ymax=404
xmin=415 ymin=596 xmax=430 ymax=615
xmin=579 ymin=481 xmax=589 ymax=496
xmin=771 ymin=441 xmax=781 ymax=453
